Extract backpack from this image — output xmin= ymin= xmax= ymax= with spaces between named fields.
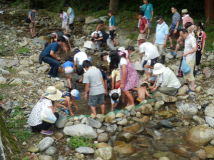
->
xmin=25 ymin=11 xmax=32 ymax=23
xmin=181 ymin=57 xmax=191 ymax=76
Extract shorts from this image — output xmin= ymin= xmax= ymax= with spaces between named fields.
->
xmin=69 ymin=17 xmax=74 ymax=24
xmin=62 ymin=22 xmax=69 ymax=31
xmin=142 ymin=60 xmax=148 ymax=70
xmin=115 ymin=80 xmax=120 ymax=89
xmin=88 ymin=94 xmax=105 ymax=107
xmin=148 ymin=76 xmax=157 ymax=82
xmin=169 ymin=30 xmax=180 ymax=40
xmin=65 ymin=67 xmax=74 ymax=76
xmin=183 ymin=60 xmax=195 ymax=82
xmin=147 ymin=19 xmax=152 ymax=29
xmin=29 ymin=22 xmax=35 ymax=28
xmin=138 ymin=33 xmax=146 ymax=40
xmin=154 ymin=44 xmax=166 ymax=56
xmin=134 ymin=94 xmax=142 ymax=103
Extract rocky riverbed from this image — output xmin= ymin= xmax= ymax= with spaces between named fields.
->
xmin=1 ymin=7 xmax=214 ymax=160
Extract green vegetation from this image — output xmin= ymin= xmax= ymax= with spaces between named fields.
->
xmin=67 ymin=136 xmax=97 ymax=149
xmin=0 ymin=84 xmax=9 ymax=88
xmin=9 ymin=68 xmax=16 ymax=74
xmin=17 ymin=47 xmax=29 ymax=54
xmin=11 ymin=0 xmax=21 ymax=6
xmin=6 ymin=105 xmax=34 ymax=141
xmin=0 ymin=94 xmax=3 ymax=101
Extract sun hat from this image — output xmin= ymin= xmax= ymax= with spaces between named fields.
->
xmin=156 ymin=16 xmax=164 ymax=22
xmin=65 ymin=67 xmax=74 ymax=75
xmin=70 ymin=89 xmax=80 ymax=100
xmin=181 ymin=9 xmax=188 ymax=14
xmin=43 ymin=86 xmax=62 ymax=101
xmin=153 ymin=63 xmax=167 ymax=75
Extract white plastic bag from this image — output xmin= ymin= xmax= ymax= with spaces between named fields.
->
xmin=133 ymin=61 xmax=143 ymax=70
xmin=84 ymin=41 xmax=98 ymax=50
xmin=41 ymin=106 xmax=57 ymax=124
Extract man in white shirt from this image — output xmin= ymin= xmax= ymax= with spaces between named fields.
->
xmin=179 ymin=29 xmax=197 ymax=93
xmin=59 ymin=9 xmax=69 ymax=34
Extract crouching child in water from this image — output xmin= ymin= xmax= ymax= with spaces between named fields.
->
xmin=109 ymin=88 xmax=121 ymax=111
xmin=59 ymin=89 xmax=80 ymax=116
xmin=132 ymin=82 xmax=152 ymax=103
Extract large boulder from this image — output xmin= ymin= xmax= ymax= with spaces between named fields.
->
xmin=205 ymin=104 xmax=214 ymax=117
xmin=63 ymin=124 xmax=97 ymax=139
xmin=114 ymin=141 xmax=135 ymax=155
xmin=176 ymin=102 xmax=198 ymax=115
xmin=135 ymin=104 xmax=153 ymax=114
xmin=33 ymin=38 xmax=48 ymax=47
xmin=185 ymin=125 xmax=214 ymax=146
xmin=88 ymin=118 xmax=102 ymax=128
xmin=38 ymin=36 xmax=51 ymax=44
xmin=94 ymin=147 xmax=115 ymax=160
xmin=37 ymin=137 xmax=54 ymax=152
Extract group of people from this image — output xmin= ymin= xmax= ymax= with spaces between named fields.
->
xmin=27 ymin=1 xmax=207 ymax=135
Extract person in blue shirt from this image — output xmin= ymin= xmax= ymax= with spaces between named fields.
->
xmin=140 ymin=0 xmax=154 ymax=40
xmin=62 ymin=56 xmax=75 ymax=91
xmin=66 ymin=4 xmax=75 ymax=30
xmin=42 ymin=36 xmax=65 ymax=81
xmin=153 ymin=16 xmax=169 ymax=64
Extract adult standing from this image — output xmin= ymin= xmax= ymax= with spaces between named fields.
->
xmin=59 ymin=9 xmax=69 ymax=35
xmin=171 ymin=9 xmax=194 ymax=56
xmin=140 ymin=0 xmax=153 ymax=40
xmin=28 ymin=7 xmax=38 ymax=39
xmin=151 ymin=63 xmax=181 ymax=96
xmin=42 ymin=36 xmax=66 ymax=81
xmin=28 ymin=86 xmax=66 ymax=135
xmin=179 ymin=29 xmax=197 ymax=93
xmin=153 ymin=16 xmax=169 ymax=64
xmin=167 ymin=5 xmax=181 ymax=51
xmin=66 ymin=4 xmax=75 ymax=30
xmin=109 ymin=50 xmax=139 ymax=108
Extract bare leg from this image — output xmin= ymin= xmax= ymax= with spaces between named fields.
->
xmin=121 ymin=91 xmax=125 ymax=103
xmin=65 ymin=96 xmax=74 ymax=116
xmin=113 ymin=39 xmax=119 ymax=45
xmin=111 ymin=40 xmax=114 ymax=46
xmin=79 ymin=75 xmax=83 ymax=83
xmin=169 ymin=37 xmax=173 ymax=48
xmin=124 ymin=90 xmax=135 ymax=107
xmin=30 ymin=28 xmax=33 ymax=37
xmin=147 ymin=28 xmax=151 ymax=37
xmin=174 ymin=43 xmax=180 ymax=54
xmin=90 ymin=106 xmax=97 ymax=116
xmin=67 ymin=78 xmax=72 ymax=88
xmin=33 ymin=27 xmax=36 ymax=37
xmin=190 ymin=81 xmax=195 ymax=91
xmin=100 ymin=104 xmax=105 ymax=115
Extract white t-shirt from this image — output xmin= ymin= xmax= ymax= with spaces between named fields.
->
xmin=28 ymin=99 xmax=52 ymax=126
xmin=63 ymin=35 xmax=69 ymax=40
xmin=184 ymin=34 xmax=197 ymax=61
xmin=60 ymin=11 xmax=68 ymax=23
xmin=139 ymin=42 xmax=160 ymax=60
xmin=120 ymin=57 xmax=128 ymax=65
xmin=91 ymin=31 xmax=102 ymax=37
xmin=109 ymin=88 xmax=121 ymax=104
xmin=74 ymin=52 xmax=88 ymax=65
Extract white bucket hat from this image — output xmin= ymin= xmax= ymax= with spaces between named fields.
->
xmin=153 ymin=63 xmax=166 ymax=75
xmin=43 ymin=86 xmax=62 ymax=101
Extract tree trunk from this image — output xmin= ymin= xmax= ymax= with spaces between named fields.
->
xmin=204 ymin=0 xmax=214 ymax=22
xmin=109 ymin=0 xmax=118 ymax=13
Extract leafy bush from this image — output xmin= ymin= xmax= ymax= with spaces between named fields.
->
xmin=67 ymin=136 xmax=97 ymax=149
xmin=0 ymin=95 xmax=3 ymax=101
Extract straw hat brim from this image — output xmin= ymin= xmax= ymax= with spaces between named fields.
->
xmin=44 ymin=89 xmax=62 ymax=101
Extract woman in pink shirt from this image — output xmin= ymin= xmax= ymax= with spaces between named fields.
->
xmin=194 ymin=22 xmax=207 ymax=75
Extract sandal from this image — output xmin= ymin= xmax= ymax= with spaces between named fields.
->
xmin=114 ymin=43 xmax=120 ymax=47
xmin=186 ymin=89 xmax=195 ymax=94
xmin=171 ymin=51 xmax=177 ymax=56
xmin=182 ymin=83 xmax=188 ymax=87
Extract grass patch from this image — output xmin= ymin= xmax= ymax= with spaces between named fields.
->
xmin=0 ymin=95 xmax=3 ymax=101
xmin=0 ymin=84 xmax=9 ymax=88
xmin=67 ymin=136 xmax=97 ymax=149
xmin=9 ymin=68 xmax=16 ymax=74
xmin=6 ymin=105 xmax=34 ymax=141
xmin=17 ymin=47 xmax=29 ymax=54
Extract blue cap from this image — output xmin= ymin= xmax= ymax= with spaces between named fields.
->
xmin=74 ymin=48 xmax=80 ymax=54
xmin=70 ymin=89 xmax=80 ymax=100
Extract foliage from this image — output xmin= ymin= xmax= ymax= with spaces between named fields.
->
xmin=67 ymin=136 xmax=97 ymax=149
xmin=9 ymin=68 xmax=16 ymax=74
xmin=0 ymin=94 xmax=3 ymax=101
xmin=6 ymin=105 xmax=34 ymax=141
xmin=11 ymin=0 xmax=21 ymax=6
xmin=0 ymin=84 xmax=9 ymax=88
xmin=17 ymin=47 xmax=29 ymax=54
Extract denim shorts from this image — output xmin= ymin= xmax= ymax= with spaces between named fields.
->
xmin=88 ymin=94 xmax=105 ymax=107
xmin=148 ymin=76 xmax=157 ymax=82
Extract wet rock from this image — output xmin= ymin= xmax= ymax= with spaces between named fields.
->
xmin=96 ymin=114 xmax=105 ymax=123
xmin=96 ymin=143 xmax=111 ymax=149
xmin=204 ymin=146 xmax=214 ymax=158
xmin=185 ymin=125 xmax=214 ymax=146
xmin=142 ymin=116 xmax=149 ymax=123
xmin=0 ymin=77 xmax=6 ymax=84
xmin=54 ymin=132 xmax=63 ymax=140
xmin=135 ymin=104 xmax=153 ymax=114
xmin=88 ymin=118 xmax=102 ymax=128
xmin=28 ymin=146 xmax=39 ymax=153
xmin=106 ymin=124 xmax=117 ymax=134
xmin=161 ymin=94 xmax=177 ymax=102
xmin=176 ymin=102 xmax=198 ymax=115
xmin=9 ymin=78 xmax=22 ymax=85
xmin=154 ymin=100 xmax=164 ymax=110
xmin=205 ymin=104 xmax=214 ymax=117
xmin=114 ymin=141 xmax=135 ymax=155
xmin=123 ymin=123 xmax=140 ymax=133
xmin=54 ymin=81 xmax=65 ymax=90
xmin=97 ymin=133 xmax=109 ymax=142
xmin=37 ymin=137 xmax=54 ymax=152
xmin=45 ymin=146 xmax=57 ymax=156
xmin=205 ymin=116 xmax=214 ymax=128
xmin=193 ymin=115 xmax=206 ymax=125
xmin=63 ymin=124 xmax=97 ymax=139
xmin=117 ymin=132 xmax=137 ymax=142
xmin=117 ymin=118 xmax=128 ymax=126
xmin=94 ymin=147 xmax=114 ymax=160
xmin=75 ymin=147 xmax=94 ymax=154
xmin=115 ymin=111 xmax=124 ymax=118
xmin=56 ymin=116 xmax=68 ymax=128
xmin=0 ymin=59 xmax=6 ymax=69
xmin=125 ymin=105 xmax=134 ymax=111
xmin=158 ymin=110 xmax=176 ymax=118
xmin=178 ymin=86 xmax=188 ymax=96
xmin=159 ymin=120 xmax=173 ymax=128
xmin=1 ymin=101 xmax=13 ymax=114
xmin=203 ymin=68 xmax=213 ymax=78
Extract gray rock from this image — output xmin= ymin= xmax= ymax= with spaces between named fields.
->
xmin=99 ymin=16 xmax=108 ymax=22
xmin=205 ymin=116 xmax=214 ymax=128
xmin=193 ymin=115 xmax=206 ymax=125
xmin=7 ymin=60 xmax=19 ymax=68
xmin=1 ymin=101 xmax=13 ymax=114
xmin=203 ymin=68 xmax=213 ymax=78
xmin=56 ymin=116 xmax=68 ymax=128
xmin=207 ymin=88 xmax=214 ymax=95
xmin=33 ymin=38 xmax=48 ymax=47
xmin=86 ymin=18 xmax=100 ymax=24
xmin=125 ymin=39 xmax=133 ymax=46
xmin=0 ymin=59 xmax=6 ymax=69
xmin=37 ymin=137 xmax=54 ymax=151
xmin=176 ymin=51 xmax=183 ymax=58
xmin=0 ymin=77 xmax=6 ymax=84
xmin=9 ymin=78 xmax=22 ymax=85
xmin=117 ymin=118 xmax=128 ymax=126
xmin=95 ymin=114 xmax=105 ymax=123
xmin=88 ymin=118 xmax=102 ymax=128
xmin=97 ymin=133 xmax=109 ymax=142
xmin=166 ymin=52 xmax=174 ymax=59
xmin=176 ymin=101 xmax=198 ymax=115
xmin=75 ymin=17 xmax=85 ymax=22
xmin=81 ymin=117 xmax=88 ymax=124
xmin=45 ymin=146 xmax=57 ymax=156
xmin=63 ymin=124 xmax=97 ymax=139
xmin=28 ymin=146 xmax=39 ymax=153
xmin=0 ymin=68 xmax=9 ymax=75
xmin=75 ymin=147 xmax=94 ymax=154
xmin=106 ymin=124 xmax=117 ymax=134
xmin=94 ymin=147 xmax=113 ymax=160
xmin=159 ymin=120 xmax=173 ymax=128
xmin=154 ymin=100 xmax=164 ymax=110
xmin=205 ymin=104 xmax=214 ymax=117
xmin=208 ymin=55 xmax=214 ymax=61
xmin=38 ymin=155 xmax=53 ymax=160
